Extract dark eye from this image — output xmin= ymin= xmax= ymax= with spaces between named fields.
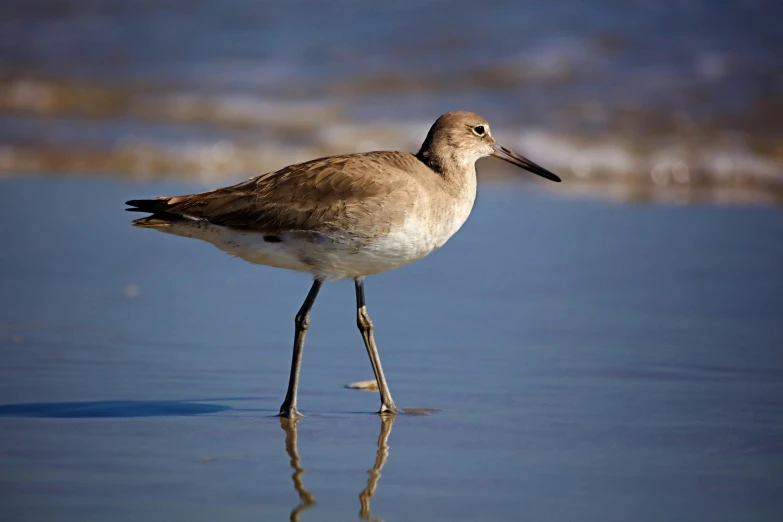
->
xmin=473 ymin=125 xmax=486 ymax=136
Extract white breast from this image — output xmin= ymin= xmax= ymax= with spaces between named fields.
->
xmin=337 ymin=170 xmax=477 ymax=278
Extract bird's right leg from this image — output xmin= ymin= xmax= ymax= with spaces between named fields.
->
xmin=280 ymin=279 xmax=323 ymax=418
xmin=354 ymin=277 xmax=399 ymax=415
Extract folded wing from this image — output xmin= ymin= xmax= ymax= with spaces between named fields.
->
xmin=126 ymin=152 xmax=421 ymax=236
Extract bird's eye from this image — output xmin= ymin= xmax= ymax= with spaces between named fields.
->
xmin=473 ymin=125 xmax=486 ymax=136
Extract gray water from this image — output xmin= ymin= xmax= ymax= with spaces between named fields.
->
xmin=0 ymin=177 xmax=782 ymax=521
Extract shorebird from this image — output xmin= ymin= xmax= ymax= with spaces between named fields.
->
xmin=126 ymin=111 xmax=560 ymax=418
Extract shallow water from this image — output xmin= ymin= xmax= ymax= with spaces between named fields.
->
xmin=1 ymin=177 xmax=782 ymax=521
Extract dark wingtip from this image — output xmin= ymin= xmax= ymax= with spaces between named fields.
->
xmin=124 ymin=198 xmax=168 ymax=213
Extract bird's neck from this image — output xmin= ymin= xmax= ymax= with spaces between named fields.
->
xmin=416 ymin=148 xmax=477 ymax=205
xmin=417 ymin=146 xmax=477 ymax=184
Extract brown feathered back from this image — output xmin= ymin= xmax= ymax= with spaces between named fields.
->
xmin=126 ymin=151 xmax=431 ymax=238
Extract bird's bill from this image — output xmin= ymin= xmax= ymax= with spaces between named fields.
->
xmin=492 ymin=144 xmax=561 ymax=182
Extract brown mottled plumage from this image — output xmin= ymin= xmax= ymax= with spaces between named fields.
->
xmin=128 ymin=151 xmax=424 ymax=239
xmin=126 ymin=110 xmax=560 ymax=418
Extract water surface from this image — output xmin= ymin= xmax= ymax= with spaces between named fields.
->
xmin=0 ymin=177 xmax=782 ymax=521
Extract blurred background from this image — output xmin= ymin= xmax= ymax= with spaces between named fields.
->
xmin=2 ymin=2 xmax=783 ymax=521
xmin=1 ymin=0 xmax=782 ymax=202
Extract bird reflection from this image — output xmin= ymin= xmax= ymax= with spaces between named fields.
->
xmin=359 ymin=413 xmax=394 ymax=521
xmin=279 ymin=417 xmax=317 ymax=521
xmin=279 ymin=414 xmax=396 ymax=522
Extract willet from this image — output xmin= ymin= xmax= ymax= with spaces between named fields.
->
xmin=126 ymin=111 xmax=560 ymax=418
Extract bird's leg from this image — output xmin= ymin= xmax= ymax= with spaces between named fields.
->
xmin=354 ymin=277 xmax=399 ymax=414
xmin=280 ymin=279 xmax=322 ymax=418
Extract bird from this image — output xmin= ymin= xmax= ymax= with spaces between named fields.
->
xmin=125 ymin=110 xmax=560 ymax=418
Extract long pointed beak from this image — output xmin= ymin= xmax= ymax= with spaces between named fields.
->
xmin=492 ymin=143 xmax=561 ymax=182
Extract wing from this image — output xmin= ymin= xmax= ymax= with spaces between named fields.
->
xmin=127 ymin=151 xmax=423 ymax=237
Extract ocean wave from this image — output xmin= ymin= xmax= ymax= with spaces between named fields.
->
xmin=0 ymin=76 xmax=781 ymax=204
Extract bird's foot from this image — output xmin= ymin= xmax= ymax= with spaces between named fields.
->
xmin=378 ymin=402 xmax=401 ymax=415
xmin=279 ymin=403 xmax=304 ymax=419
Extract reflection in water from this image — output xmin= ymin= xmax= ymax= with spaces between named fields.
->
xmin=359 ymin=414 xmax=394 ymax=521
xmin=279 ymin=415 xmax=395 ymax=522
xmin=279 ymin=418 xmax=317 ymax=522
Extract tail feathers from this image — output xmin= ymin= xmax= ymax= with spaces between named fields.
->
xmin=127 ymin=195 xmax=213 ymax=230
xmin=126 ymin=197 xmax=187 ymax=228
xmin=125 ymin=197 xmax=171 ymax=213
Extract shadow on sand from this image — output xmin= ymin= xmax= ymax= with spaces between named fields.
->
xmin=0 ymin=399 xmax=233 ymax=418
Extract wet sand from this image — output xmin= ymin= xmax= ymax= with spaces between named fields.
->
xmin=1 ymin=177 xmax=782 ymax=521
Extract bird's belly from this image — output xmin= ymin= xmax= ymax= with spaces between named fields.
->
xmin=344 ymin=216 xmax=450 ymax=275
xmin=235 ymin=231 xmax=437 ymax=281
xmin=287 ymin=222 xmax=445 ymax=280
xmin=308 ymin=200 xmax=472 ymax=280
xmin=244 ymin=218 xmax=454 ymax=280
xmin=146 ymin=202 xmax=469 ymax=281
xmin=150 ymin=218 xmax=434 ymax=280
xmin=149 ymin=220 xmax=314 ymax=273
